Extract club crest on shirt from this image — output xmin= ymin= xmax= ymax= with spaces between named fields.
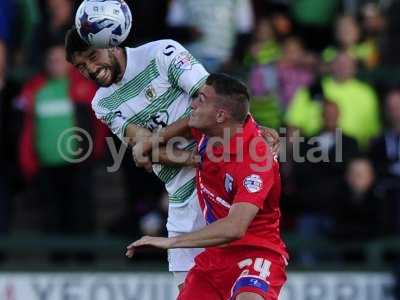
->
xmin=243 ymin=174 xmax=263 ymax=193
xmin=224 ymin=173 xmax=234 ymax=193
xmin=174 ymin=52 xmax=192 ymax=70
xmin=145 ymin=85 xmax=157 ymax=101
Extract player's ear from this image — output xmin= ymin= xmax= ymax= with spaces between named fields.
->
xmin=108 ymin=47 xmax=118 ymax=56
xmin=216 ymin=109 xmax=226 ymax=124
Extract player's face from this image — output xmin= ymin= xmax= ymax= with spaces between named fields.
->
xmin=72 ymin=48 xmax=121 ymax=87
xmin=189 ymin=85 xmax=220 ymax=130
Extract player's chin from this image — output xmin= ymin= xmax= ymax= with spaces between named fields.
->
xmin=96 ymin=78 xmax=113 ymax=87
xmin=188 ymin=116 xmax=198 ymax=128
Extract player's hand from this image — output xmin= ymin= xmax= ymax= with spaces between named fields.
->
xmin=260 ymin=127 xmax=280 ymax=157
xmin=126 ymin=236 xmax=173 ymax=258
xmin=132 ymin=143 xmax=153 ymax=172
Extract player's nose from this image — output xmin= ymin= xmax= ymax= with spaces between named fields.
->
xmin=191 ymin=98 xmax=199 ymax=110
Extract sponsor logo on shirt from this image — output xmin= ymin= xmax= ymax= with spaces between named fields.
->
xmin=174 ymin=52 xmax=192 ymax=70
xmin=224 ymin=173 xmax=234 ymax=193
xmin=243 ymin=174 xmax=263 ymax=193
xmin=199 ymin=182 xmax=231 ymax=209
xmin=114 ymin=110 xmax=125 ymax=120
xmin=146 ymin=110 xmax=169 ymax=131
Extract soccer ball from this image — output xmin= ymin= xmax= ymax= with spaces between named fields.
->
xmin=75 ymin=0 xmax=132 ymax=48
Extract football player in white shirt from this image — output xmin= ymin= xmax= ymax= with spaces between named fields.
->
xmin=66 ymin=27 xmax=209 ymax=288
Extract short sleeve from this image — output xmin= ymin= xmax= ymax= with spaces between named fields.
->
xmin=92 ymin=95 xmax=127 ymax=141
xmin=156 ymin=40 xmax=209 ymax=97
xmin=232 ymin=143 xmax=276 ymax=209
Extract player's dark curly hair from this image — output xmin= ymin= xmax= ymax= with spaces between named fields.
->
xmin=65 ymin=27 xmax=90 ymax=63
xmin=205 ymin=73 xmax=250 ymax=123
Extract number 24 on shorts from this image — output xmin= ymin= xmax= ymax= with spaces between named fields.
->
xmin=238 ymin=258 xmax=272 ymax=279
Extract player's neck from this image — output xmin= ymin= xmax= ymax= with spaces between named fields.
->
xmin=208 ymin=122 xmax=243 ymax=140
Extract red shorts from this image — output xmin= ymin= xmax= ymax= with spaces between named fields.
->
xmin=178 ymin=246 xmax=287 ymax=300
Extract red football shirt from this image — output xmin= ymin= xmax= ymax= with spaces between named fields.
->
xmin=191 ymin=115 xmax=288 ymax=258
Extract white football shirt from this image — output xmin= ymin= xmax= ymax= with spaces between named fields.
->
xmin=92 ymin=39 xmax=208 ymax=232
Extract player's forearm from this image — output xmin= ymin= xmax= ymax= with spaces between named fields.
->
xmin=157 ymin=117 xmax=191 ymax=143
xmin=152 ymin=147 xmax=199 ymax=167
xmin=127 ymin=118 xmax=191 ymax=152
xmin=124 ymin=124 xmax=153 ymax=146
xmin=170 ymin=236 xmax=231 ymax=248
xmin=169 ymin=217 xmax=243 ymax=248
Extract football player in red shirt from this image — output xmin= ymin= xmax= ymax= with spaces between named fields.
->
xmin=127 ymin=74 xmax=288 ymax=300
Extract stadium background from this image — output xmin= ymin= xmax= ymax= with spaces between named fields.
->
xmin=0 ymin=0 xmax=399 ymax=299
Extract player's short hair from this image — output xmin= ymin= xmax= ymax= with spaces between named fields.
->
xmin=206 ymin=73 xmax=250 ymax=123
xmin=65 ymin=27 xmax=90 ymax=63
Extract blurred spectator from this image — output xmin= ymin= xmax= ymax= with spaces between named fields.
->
xmin=4 ymin=0 xmax=40 ymax=82
xmin=322 ymin=15 xmax=379 ymax=69
xmin=332 ymin=157 xmax=382 ymax=241
xmin=244 ymin=18 xmax=281 ymax=67
xmin=250 ymin=36 xmax=316 ymax=109
xmin=166 ymin=0 xmax=254 ymax=72
xmin=18 ymin=41 xmax=104 ymax=260
xmin=251 ymin=2 xmax=293 ymax=39
xmin=39 ymin=0 xmax=74 ymax=42
xmin=370 ymin=89 xmax=400 ymax=179
xmin=30 ymin=0 xmax=73 ymax=70
xmin=290 ymin=0 xmax=339 ymax=51
xmin=296 ymin=101 xmax=359 ymax=186
xmin=378 ymin=0 xmax=400 ymax=66
xmin=277 ymin=37 xmax=316 ymax=107
xmin=361 ymin=2 xmax=386 ymax=45
xmin=369 ymin=89 xmax=400 ymax=235
xmin=286 ymin=51 xmax=381 ymax=148
xmin=271 ymin=11 xmax=293 ymax=40
xmin=290 ymin=101 xmax=358 ymax=263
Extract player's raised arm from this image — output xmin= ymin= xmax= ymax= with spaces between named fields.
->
xmin=126 ymin=202 xmax=259 ymax=256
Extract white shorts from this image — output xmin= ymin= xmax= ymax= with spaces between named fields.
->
xmin=167 ymin=189 xmax=205 ymax=283
xmin=167 ymin=189 xmax=206 ymax=233
xmin=172 ymin=271 xmax=189 ymax=287
xmin=167 ymin=235 xmax=204 ymax=272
